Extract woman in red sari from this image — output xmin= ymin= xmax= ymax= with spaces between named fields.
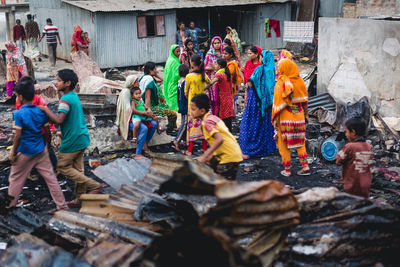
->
xmin=241 ymin=46 xmax=262 ymax=104
xmin=70 ymin=25 xmax=88 ymax=55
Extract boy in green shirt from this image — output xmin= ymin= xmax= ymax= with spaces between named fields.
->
xmin=39 ymin=69 xmax=103 ymax=207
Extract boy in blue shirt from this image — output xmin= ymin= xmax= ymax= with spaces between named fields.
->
xmin=8 ymin=78 xmax=67 ymax=210
xmin=39 ymin=69 xmax=103 ymax=207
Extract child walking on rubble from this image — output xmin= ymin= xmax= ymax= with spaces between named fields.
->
xmin=191 ymin=94 xmax=243 ymax=180
xmin=130 ymin=87 xmax=152 ymax=143
xmin=336 ymin=116 xmax=373 ymax=198
xmin=7 ymin=78 xmax=68 ymax=212
xmin=38 ymin=69 xmax=104 ymax=208
xmin=172 ymin=64 xmax=189 ymax=152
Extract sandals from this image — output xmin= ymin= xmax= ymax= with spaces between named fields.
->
xmin=280 ymin=170 xmax=291 ymax=177
xmin=130 ymin=137 xmax=137 ymax=143
xmin=297 ymin=169 xmax=311 ymax=176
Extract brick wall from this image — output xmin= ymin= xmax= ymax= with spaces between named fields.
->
xmin=356 ymin=0 xmax=399 ymax=17
xmin=343 ymin=3 xmax=357 ymax=18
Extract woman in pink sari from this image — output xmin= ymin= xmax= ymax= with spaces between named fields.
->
xmin=5 ymin=41 xmax=28 ymax=100
xmin=204 ymin=36 xmax=223 ymax=115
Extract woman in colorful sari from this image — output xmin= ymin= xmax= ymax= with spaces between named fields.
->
xmin=135 ymin=62 xmax=163 ymax=158
xmin=223 ymin=46 xmax=242 ymax=107
xmin=272 ymin=58 xmax=310 ymax=177
xmin=116 ymin=75 xmax=139 ymax=140
xmin=70 ymin=25 xmax=88 ymax=55
xmin=204 ymin=36 xmax=223 ymax=115
xmin=275 ymin=49 xmax=293 ymax=79
xmin=163 ymin=44 xmax=181 ymax=112
xmin=5 ymin=41 xmax=28 ymax=100
xmin=223 ymin=38 xmax=241 ymax=66
xmin=239 ymin=50 xmax=276 ymax=158
xmin=225 ymin=26 xmax=242 ymax=52
xmin=180 ymin=38 xmax=195 ymax=68
xmin=242 ymin=46 xmax=262 ymax=105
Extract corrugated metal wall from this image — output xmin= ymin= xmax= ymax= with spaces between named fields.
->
xmin=95 ymin=11 xmax=176 ymax=68
xmin=30 ymin=0 xmax=96 ymax=61
xmin=240 ymin=2 xmax=291 ymax=49
xmin=319 ymin=0 xmax=345 ymax=17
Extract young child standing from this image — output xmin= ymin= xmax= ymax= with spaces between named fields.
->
xmin=206 ymin=58 xmax=234 ymax=132
xmin=131 ymin=87 xmax=152 ymax=143
xmin=39 ymin=69 xmax=103 ymax=207
xmin=8 ymin=79 xmax=68 ymax=211
xmin=336 ymin=117 xmax=373 ymax=198
xmin=185 ymin=54 xmax=211 ymax=155
xmin=173 ymin=64 xmax=189 ymax=151
xmin=192 ymin=94 xmax=243 ymax=180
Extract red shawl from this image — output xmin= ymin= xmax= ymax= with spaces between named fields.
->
xmin=243 ymin=46 xmax=262 ymax=84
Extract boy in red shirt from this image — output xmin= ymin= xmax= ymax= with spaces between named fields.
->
xmin=336 ymin=117 xmax=373 ymax=198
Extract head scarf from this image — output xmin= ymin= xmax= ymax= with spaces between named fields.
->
xmin=275 ymin=49 xmax=293 ymax=78
xmin=226 ymin=26 xmax=242 ymax=51
xmin=244 ymin=46 xmax=262 ymax=84
xmin=163 ymin=44 xmax=181 ymax=111
xmin=248 ymin=50 xmax=275 ymax=118
xmin=124 ymin=74 xmax=138 ymax=89
xmin=272 ymin=58 xmax=308 ymax=120
xmin=204 ymin=36 xmax=223 ymax=69
xmin=5 ymin=40 xmax=27 ymax=77
xmin=116 ymin=75 xmax=138 ymax=140
xmin=71 ymin=25 xmax=86 ymax=47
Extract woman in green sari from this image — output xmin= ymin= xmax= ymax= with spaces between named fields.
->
xmin=163 ymin=44 xmax=181 ymax=112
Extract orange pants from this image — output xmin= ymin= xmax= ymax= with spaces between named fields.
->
xmin=277 ymin=131 xmax=308 ymax=172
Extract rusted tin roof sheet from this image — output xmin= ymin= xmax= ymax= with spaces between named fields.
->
xmin=62 ymin=0 xmax=290 ymax=12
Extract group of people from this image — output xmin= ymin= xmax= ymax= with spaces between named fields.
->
xmin=7 ymin=69 xmax=103 ymax=211
xmin=160 ymin=25 xmax=310 ymax=179
xmin=5 ymin=21 xmax=374 ymax=213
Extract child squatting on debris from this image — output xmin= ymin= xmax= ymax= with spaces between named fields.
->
xmin=38 ymin=69 xmax=104 ymax=208
xmin=8 ymin=78 xmax=68 ymax=211
xmin=192 ymin=94 xmax=243 ymax=180
xmin=336 ymin=116 xmax=374 ymax=198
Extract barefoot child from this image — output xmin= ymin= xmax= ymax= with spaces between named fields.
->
xmin=336 ymin=117 xmax=373 ymax=198
xmin=8 ymin=78 xmax=68 ymax=211
xmin=39 ymin=69 xmax=103 ymax=208
xmin=173 ymin=64 xmax=189 ymax=151
xmin=131 ymin=87 xmax=152 ymax=143
xmin=192 ymin=94 xmax=243 ymax=180
xmin=206 ymin=58 xmax=234 ymax=132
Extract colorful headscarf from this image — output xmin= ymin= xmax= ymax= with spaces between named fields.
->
xmin=71 ymin=25 xmax=86 ymax=53
xmin=226 ymin=26 xmax=242 ymax=51
xmin=275 ymin=49 xmax=293 ymax=78
xmin=272 ymin=58 xmax=308 ymax=120
xmin=163 ymin=44 xmax=181 ymax=111
xmin=248 ymin=50 xmax=276 ymax=118
xmin=244 ymin=46 xmax=262 ymax=84
xmin=204 ymin=36 xmax=223 ymax=69
xmin=5 ymin=40 xmax=27 ymax=77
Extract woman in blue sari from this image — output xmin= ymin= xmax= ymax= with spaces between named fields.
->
xmin=239 ymin=50 xmax=276 ymax=158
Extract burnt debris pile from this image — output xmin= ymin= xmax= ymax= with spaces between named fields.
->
xmin=0 ymin=155 xmax=400 ymax=266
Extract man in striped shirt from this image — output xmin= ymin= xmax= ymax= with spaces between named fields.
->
xmin=39 ymin=18 xmax=62 ymax=67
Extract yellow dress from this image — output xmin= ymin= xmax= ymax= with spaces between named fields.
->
xmin=185 ymin=72 xmax=210 ymax=142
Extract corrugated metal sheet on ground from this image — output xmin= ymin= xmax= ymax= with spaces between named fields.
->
xmin=62 ymin=0 xmax=291 ymax=12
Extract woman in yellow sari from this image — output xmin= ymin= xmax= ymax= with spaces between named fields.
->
xmin=272 ymin=59 xmax=310 ymax=177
